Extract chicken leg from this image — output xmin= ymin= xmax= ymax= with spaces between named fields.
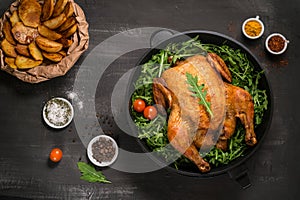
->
xmin=216 ymin=83 xmax=257 ymax=150
xmin=153 ymin=78 xmax=211 ymax=172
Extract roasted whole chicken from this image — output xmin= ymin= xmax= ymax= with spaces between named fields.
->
xmin=153 ymin=53 xmax=257 ymax=172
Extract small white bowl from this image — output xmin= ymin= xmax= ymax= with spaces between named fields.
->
xmin=43 ymin=97 xmax=74 ymax=129
xmin=242 ymin=16 xmax=264 ymax=39
xmin=87 ymin=135 xmax=119 ymax=167
xmin=265 ymin=33 xmax=289 ymax=55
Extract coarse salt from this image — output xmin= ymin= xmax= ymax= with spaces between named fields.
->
xmin=66 ymin=91 xmax=83 ymax=110
xmin=67 ymin=91 xmax=78 ymax=100
xmin=45 ymin=99 xmax=71 ymax=126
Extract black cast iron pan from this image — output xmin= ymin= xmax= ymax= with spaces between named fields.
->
xmin=126 ymin=30 xmax=273 ymax=189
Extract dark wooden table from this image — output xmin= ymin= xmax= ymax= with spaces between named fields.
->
xmin=1 ymin=0 xmax=299 ymax=199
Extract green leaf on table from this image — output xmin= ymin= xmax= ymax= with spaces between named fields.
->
xmin=77 ymin=161 xmax=111 ymax=183
xmin=186 ymin=72 xmax=213 ymax=117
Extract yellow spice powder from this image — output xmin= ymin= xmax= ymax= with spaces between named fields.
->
xmin=244 ymin=20 xmax=262 ymax=37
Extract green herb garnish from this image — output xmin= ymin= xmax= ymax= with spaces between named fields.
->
xmin=186 ymin=72 xmax=213 ymax=117
xmin=200 ymin=43 xmax=268 ymax=126
xmin=131 ymin=36 xmax=268 ymax=168
xmin=77 ymin=162 xmax=111 ymax=183
xmin=201 ymin=124 xmax=246 ymax=167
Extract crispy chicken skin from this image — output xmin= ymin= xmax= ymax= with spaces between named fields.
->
xmin=153 ymin=53 xmax=257 ymax=172
xmin=153 ymin=78 xmax=211 ymax=172
xmin=216 ymin=83 xmax=257 ymax=150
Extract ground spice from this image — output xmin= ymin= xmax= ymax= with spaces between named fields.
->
xmin=92 ymin=137 xmax=116 ymax=163
xmin=268 ymin=35 xmax=285 ymax=52
xmin=244 ymin=20 xmax=262 ymax=37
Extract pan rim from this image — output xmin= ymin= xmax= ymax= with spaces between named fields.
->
xmin=128 ymin=30 xmax=273 ymax=177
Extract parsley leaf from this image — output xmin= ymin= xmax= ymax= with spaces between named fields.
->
xmin=77 ymin=162 xmax=111 ymax=183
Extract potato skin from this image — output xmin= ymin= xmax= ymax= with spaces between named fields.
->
xmin=38 ymin=25 xmax=62 ymax=40
xmin=0 ymin=0 xmax=79 ymax=70
xmin=41 ymin=0 xmax=55 ymax=21
xmin=15 ymin=44 xmax=31 ymax=57
xmin=57 ymin=17 xmax=76 ymax=32
xmin=52 ymin=0 xmax=68 ymax=17
xmin=10 ymin=10 xmax=20 ymax=27
xmin=4 ymin=57 xmax=17 ymax=69
xmin=18 ymin=0 xmax=42 ymax=28
xmin=3 ymin=20 xmax=16 ymax=45
xmin=43 ymin=13 xmax=67 ymax=30
xmin=29 ymin=42 xmax=43 ymax=61
xmin=42 ymin=52 xmax=64 ymax=62
xmin=11 ymin=22 xmax=39 ymax=45
xmin=15 ymin=55 xmax=43 ymax=69
xmin=62 ymin=24 xmax=77 ymax=38
xmin=63 ymin=2 xmax=74 ymax=18
xmin=35 ymin=36 xmax=63 ymax=53
xmin=57 ymin=37 xmax=73 ymax=48
xmin=1 ymin=39 xmax=17 ymax=58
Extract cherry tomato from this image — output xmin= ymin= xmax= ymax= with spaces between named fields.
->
xmin=133 ymin=98 xmax=146 ymax=112
xmin=143 ymin=105 xmax=158 ymax=120
xmin=49 ymin=148 xmax=63 ymax=162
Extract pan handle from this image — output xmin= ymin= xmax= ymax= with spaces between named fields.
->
xmin=228 ymin=163 xmax=251 ymax=189
xmin=149 ymin=29 xmax=176 ymax=47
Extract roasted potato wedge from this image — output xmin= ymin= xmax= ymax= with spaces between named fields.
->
xmin=52 ymin=0 xmax=68 ymax=17
xmin=38 ymin=24 xmax=62 ymax=40
xmin=58 ymin=50 xmax=67 ymax=57
xmin=41 ymin=0 xmax=55 ymax=21
xmin=62 ymin=24 xmax=77 ymax=38
xmin=63 ymin=2 xmax=74 ymax=18
xmin=15 ymin=44 xmax=31 ymax=57
xmin=57 ymin=17 xmax=76 ymax=32
xmin=3 ymin=20 xmax=16 ymax=45
xmin=0 ymin=0 xmax=80 ymax=71
xmin=1 ymin=39 xmax=17 ymax=57
xmin=29 ymin=42 xmax=43 ymax=61
xmin=0 ymin=0 xmax=81 ymax=73
xmin=42 ymin=51 xmax=64 ymax=62
xmin=18 ymin=0 xmax=42 ymax=28
xmin=35 ymin=36 xmax=63 ymax=53
xmin=10 ymin=10 xmax=20 ymax=27
xmin=11 ymin=22 xmax=39 ymax=44
xmin=57 ymin=37 xmax=73 ymax=48
xmin=4 ymin=57 xmax=17 ymax=69
xmin=15 ymin=55 xmax=42 ymax=69
xmin=43 ymin=13 xmax=67 ymax=30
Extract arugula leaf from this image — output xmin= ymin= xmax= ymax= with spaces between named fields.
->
xmin=131 ymin=36 xmax=268 ymax=168
xmin=186 ymin=72 xmax=213 ymax=117
xmin=77 ymin=162 xmax=111 ymax=183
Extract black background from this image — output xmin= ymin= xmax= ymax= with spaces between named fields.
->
xmin=1 ymin=0 xmax=299 ymax=199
